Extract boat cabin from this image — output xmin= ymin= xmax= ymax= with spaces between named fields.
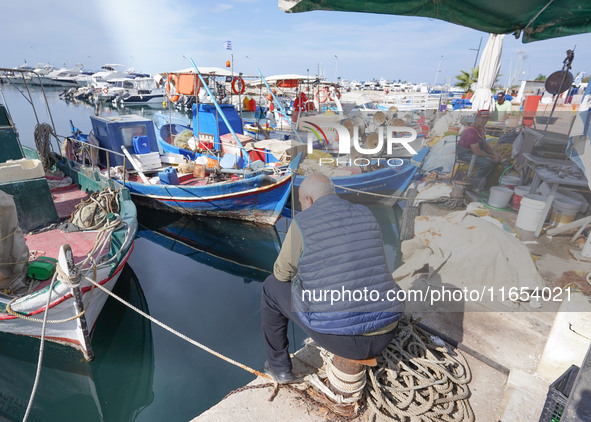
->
xmin=90 ymin=115 xmax=159 ymax=168
xmin=0 ymin=104 xmax=58 ymax=231
xmin=192 ymin=103 xmax=244 ymax=151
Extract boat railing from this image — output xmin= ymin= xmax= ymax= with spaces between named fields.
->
xmin=0 ymin=67 xmax=59 ymax=139
xmin=60 ymin=135 xmax=130 ymax=186
xmin=380 ymin=93 xmax=444 ymax=111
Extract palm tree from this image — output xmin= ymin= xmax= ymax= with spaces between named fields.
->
xmin=455 ymin=66 xmax=479 ymax=92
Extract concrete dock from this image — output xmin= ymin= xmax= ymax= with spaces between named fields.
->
xmin=192 ymin=199 xmax=590 ymax=421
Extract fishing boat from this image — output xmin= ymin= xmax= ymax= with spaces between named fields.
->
xmin=70 ymin=111 xmax=301 ymax=225
xmin=137 ymin=210 xmax=281 ymax=282
xmin=287 ymin=147 xmax=429 ymax=213
xmin=0 ymin=265 xmax=154 ymax=421
xmin=0 ymin=68 xmax=137 ymax=361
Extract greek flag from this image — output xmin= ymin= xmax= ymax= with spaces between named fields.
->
xmin=223 ymin=41 xmax=232 ymax=51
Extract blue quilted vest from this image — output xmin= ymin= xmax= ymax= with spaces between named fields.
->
xmin=292 ymin=194 xmax=404 ymax=335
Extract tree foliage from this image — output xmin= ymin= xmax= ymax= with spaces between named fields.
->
xmin=454 ymin=66 xmax=479 ymax=92
xmin=534 ymin=74 xmax=547 ymax=81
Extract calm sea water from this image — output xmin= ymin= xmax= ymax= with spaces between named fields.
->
xmin=0 ymin=84 xmax=401 ymax=421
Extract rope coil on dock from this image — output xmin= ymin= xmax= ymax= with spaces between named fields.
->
xmin=365 ymin=316 xmax=474 ymax=422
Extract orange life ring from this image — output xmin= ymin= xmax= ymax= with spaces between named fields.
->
xmin=103 ymin=87 xmax=109 ymax=94
xmin=315 ymin=88 xmax=328 ymax=103
xmin=165 ymin=74 xmax=180 ymax=102
xmin=330 ymin=88 xmax=341 ymax=101
xmin=231 ymin=77 xmax=245 ymax=95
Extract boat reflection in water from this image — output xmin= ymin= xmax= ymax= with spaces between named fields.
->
xmin=0 ymin=265 xmax=154 ymax=422
xmin=137 ymin=209 xmax=283 ymax=283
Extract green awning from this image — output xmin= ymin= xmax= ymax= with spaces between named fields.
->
xmin=278 ymin=0 xmax=591 ymax=43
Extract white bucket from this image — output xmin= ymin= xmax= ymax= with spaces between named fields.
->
xmin=516 ymin=194 xmax=547 ymax=232
xmin=488 ymin=186 xmax=514 ymax=208
xmin=550 ymin=196 xmax=582 ymax=227
xmin=557 ymin=189 xmax=589 ymax=214
xmin=511 ymin=185 xmax=531 ymax=210
xmin=500 ymin=175 xmax=521 ymax=189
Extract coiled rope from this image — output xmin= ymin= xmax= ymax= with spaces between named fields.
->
xmin=365 ymin=316 xmax=474 ymax=422
xmin=70 ymin=188 xmax=120 ymax=230
xmin=33 ymin=123 xmax=55 ymax=172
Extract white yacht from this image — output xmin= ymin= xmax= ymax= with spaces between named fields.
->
xmin=110 ymin=77 xmax=165 ymax=105
xmin=44 ymin=64 xmax=84 ymax=87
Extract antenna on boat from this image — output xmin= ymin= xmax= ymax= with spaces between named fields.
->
xmin=188 ymin=57 xmax=251 ymax=166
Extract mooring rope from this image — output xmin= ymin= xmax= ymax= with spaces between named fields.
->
xmin=20 ymin=268 xmax=55 ymax=422
xmin=81 ymin=271 xmax=273 ymax=381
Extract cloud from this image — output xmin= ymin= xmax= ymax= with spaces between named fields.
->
xmin=210 ymin=3 xmax=233 ymax=13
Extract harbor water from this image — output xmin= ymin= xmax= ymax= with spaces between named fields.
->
xmin=0 ymin=85 xmax=402 ymax=421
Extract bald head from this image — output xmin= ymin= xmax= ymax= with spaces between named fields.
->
xmin=298 ymin=173 xmax=335 ymax=210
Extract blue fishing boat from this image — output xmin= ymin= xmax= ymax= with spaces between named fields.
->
xmin=294 ymin=146 xmax=429 ymax=203
xmin=70 ymin=113 xmax=300 ymax=225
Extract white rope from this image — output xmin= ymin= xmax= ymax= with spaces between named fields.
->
xmin=21 ymin=273 xmax=56 ymax=422
xmin=333 ymin=183 xmax=409 ymax=199
xmin=80 ymin=272 xmax=272 ymax=381
xmin=304 ymin=373 xmax=363 ymax=405
xmin=318 ymin=348 xmax=367 ymax=394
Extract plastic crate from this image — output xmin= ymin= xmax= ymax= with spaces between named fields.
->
xmin=539 ymin=365 xmax=580 ymax=422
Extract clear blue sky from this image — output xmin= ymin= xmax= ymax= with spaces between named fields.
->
xmin=5 ymin=0 xmax=590 ymax=88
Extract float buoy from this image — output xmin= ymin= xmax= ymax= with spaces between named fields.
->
xmin=231 ymin=77 xmax=245 ymax=94
xmin=165 ymin=74 xmax=180 ymax=102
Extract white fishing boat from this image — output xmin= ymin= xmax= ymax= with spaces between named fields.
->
xmin=0 ymin=68 xmax=137 ymax=360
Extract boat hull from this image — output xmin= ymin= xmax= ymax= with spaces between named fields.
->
xmin=118 ymin=94 xmax=166 ymax=105
xmin=294 ymin=162 xmax=418 ymax=203
xmin=125 ymin=173 xmax=293 ymax=225
xmin=0 ymin=242 xmax=135 ymax=358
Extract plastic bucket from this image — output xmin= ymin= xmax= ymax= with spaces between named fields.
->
xmin=516 ymin=194 xmax=547 ymax=231
xmin=500 ymin=175 xmax=521 ymax=189
xmin=488 ymin=186 xmax=514 ymax=208
xmin=557 ymin=189 xmax=588 ymax=214
xmin=511 ymin=185 xmax=530 ymax=210
xmin=550 ymin=196 xmax=582 ymax=227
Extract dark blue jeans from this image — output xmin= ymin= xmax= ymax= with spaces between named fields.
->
xmin=457 ymin=146 xmax=497 ymax=178
xmin=261 ymin=273 xmax=397 ymax=372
